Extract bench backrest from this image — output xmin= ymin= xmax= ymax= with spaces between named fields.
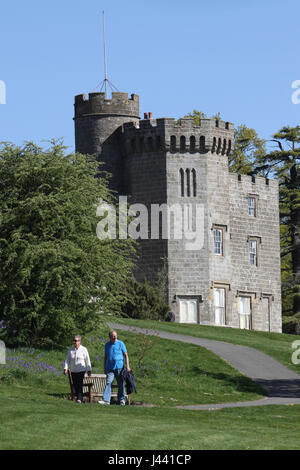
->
xmin=82 ymin=374 xmax=107 ymax=394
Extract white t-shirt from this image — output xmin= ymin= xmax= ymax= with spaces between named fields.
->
xmin=64 ymin=345 xmax=91 ymax=373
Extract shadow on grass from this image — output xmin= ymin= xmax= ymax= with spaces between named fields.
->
xmin=48 ymin=393 xmax=71 ymax=400
xmin=192 ymin=366 xmax=268 ymax=396
xmin=255 ymin=379 xmax=300 ymax=398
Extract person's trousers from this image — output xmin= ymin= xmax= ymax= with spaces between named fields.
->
xmin=103 ymin=369 xmax=125 ymax=404
xmin=71 ymin=371 xmax=85 ymax=401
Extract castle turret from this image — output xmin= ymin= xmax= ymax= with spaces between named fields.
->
xmin=74 ymin=91 xmax=139 ymax=192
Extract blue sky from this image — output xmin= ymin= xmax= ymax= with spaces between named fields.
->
xmin=0 ymin=0 xmax=299 ymax=152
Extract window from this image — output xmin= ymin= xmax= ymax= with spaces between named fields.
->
xmin=179 ymin=299 xmax=198 ymax=323
xmin=180 ymin=136 xmax=186 ymax=152
xmin=222 ymin=138 xmax=226 ymax=155
xmin=214 ymin=288 xmax=226 ymax=325
xmin=190 ymin=136 xmax=195 ymax=152
xmin=213 ymin=228 xmax=223 ymax=255
xmin=249 ymin=240 xmax=257 ymax=265
xmin=180 ymin=169 xmax=184 ymax=197
xmin=186 ymin=169 xmax=191 ymax=197
xmin=212 ymin=137 xmax=216 ymax=153
xmin=200 ymin=136 xmax=205 ymax=153
xmin=248 ymin=197 xmax=256 ymax=216
xmin=180 ymin=168 xmax=196 ymax=198
xmin=238 ymin=297 xmax=251 ymax=329
xmin=192 ymin=169 xmax=196 ymax=197
xmin=170 ymin=135 xmax=176 ymax=153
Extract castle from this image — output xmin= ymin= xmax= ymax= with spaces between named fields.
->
xmin=74 ymin=91 xmax=282 ymax=333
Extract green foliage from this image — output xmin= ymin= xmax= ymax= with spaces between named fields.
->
xmin=0 ymin=142 xmax=135 ymax=347
xmin=254 ymin=126 xmax=300 ymax=316
xmin=176 ymin=109 xmax=222 ymax=125
xmin=122 ymin=277 xmax=170 ymax=321
xmin=229 ymin=125 xmax=267 ymax=175
xmin=282 ymin=316 xmax=300 ymax=334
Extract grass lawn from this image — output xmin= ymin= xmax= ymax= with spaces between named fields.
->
xmin=0 ymin=328 xmax=266 ymax=407
xmin=0 ymin=386 xmax=300 ymax=450
xmin=1 ymin=320 xmax=300 ymax=450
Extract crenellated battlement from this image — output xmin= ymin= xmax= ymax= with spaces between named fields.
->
xmin=231 ymin=172 xmax=276 ymax=188
xmin=74 ymin=92 xmax=140 ymax=119
xmin=122 ymin=117 xmax=234 ymax=156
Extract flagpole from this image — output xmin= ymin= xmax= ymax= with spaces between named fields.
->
xmin=102 ymin=11 xmax=108 ymax=99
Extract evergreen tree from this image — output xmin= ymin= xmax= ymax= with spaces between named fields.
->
xmin=122 ymin=277 xmax=169 ymax=321
xmin=254 ymin=126 xmax=300 ymax=316
xmin=229 ymin=125 xmax=267 ymax=175
xmin=0 ymin=142 xmax=135 ymax=347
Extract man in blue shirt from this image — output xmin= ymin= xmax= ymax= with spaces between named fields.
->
xmin=99 ymin=330 xmax=130 ymax=406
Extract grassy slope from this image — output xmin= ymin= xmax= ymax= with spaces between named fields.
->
xmin=113 ymin=318 xmax=300 ymax=374
xmin=0 ymin=329 xmax=266 ymax=406
xmin=1 ymin=320 xmax=300 ymax=450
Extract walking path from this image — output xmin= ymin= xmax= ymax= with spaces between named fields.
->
xmin=110 ymin=323 xmax=300 ymax=410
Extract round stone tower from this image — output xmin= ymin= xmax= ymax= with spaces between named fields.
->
xmin=74 ymin=91 xmax=140 ymax=192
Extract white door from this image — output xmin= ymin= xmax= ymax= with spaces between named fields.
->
xmin=179 ymin=299 xmax=198 ymax=323
xmin=239 ymin=297 xmax=251 ymax=329
xmin=214 ymin=288 xmax=225 ymax=325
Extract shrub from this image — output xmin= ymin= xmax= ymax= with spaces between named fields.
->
xmin=122 ymin=277 xmax=170 ymax=321
xmin=282 ymin=316 xmax=300 ymax=335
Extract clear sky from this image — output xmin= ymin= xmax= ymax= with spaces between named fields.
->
xmin=0 ymin=0 xmax=299 ymax=152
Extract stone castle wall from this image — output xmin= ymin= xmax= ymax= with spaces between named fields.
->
xmin=74 ymin=92 xmax=282 ymax=332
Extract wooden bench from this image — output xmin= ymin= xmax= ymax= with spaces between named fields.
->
xmin=68 ymin=371 xmax=131 ymax=405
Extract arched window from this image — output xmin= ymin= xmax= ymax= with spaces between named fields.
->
xmin=190 ymin=136 xmax=195 ymax=153
xmin=216 ymin=137 xmax=222 ymax=154
xmin=200 ymin=136 xmax=205 ymax=153
xmin=192 ymin=169 xmax=196 ymax=197
xmin=180 ymin=136 xmax=186 ymax=152
xmin=222 ymin=138 xmax=226 ymax=155
xmin=186 ymin=169 xmax=191 ymax=197
xmin=170 ymin=135 xmax=176 ymax=153
xmin=180 ymin=169 xmax=184 ymax=197
xmin=227 ymin=139 xmax=232 ymax=155
xmin=212 ymin=137 xmax=216 ymax=153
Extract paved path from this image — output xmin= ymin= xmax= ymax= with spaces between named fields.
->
xmin=109 ymin=323 xmax=300 ymax=409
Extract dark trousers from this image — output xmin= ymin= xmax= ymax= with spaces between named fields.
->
xmin=71 ymin=371 xmax=85 ymax=401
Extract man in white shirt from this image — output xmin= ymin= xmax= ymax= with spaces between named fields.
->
xmin=64 ymin=335 xmax=92 ymax=403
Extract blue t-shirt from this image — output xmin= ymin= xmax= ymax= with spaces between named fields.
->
xmin=105 ymin=340 xmax=127 ymax=370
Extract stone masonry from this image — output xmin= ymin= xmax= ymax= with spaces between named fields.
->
xmin=74 ymin=91 xmax=282 ymax=332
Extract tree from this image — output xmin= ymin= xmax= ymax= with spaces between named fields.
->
xmin=254 ymin=126 xmax=300 ymax=316
xmin=229 ymin=125 xmax=267 ymax=175
xmin=122 ymin=277 xmax=169 ymax=321
xmin=0 ymin=141 xmax=135 ymax=347
xmin=177 ymin=110 xmax=222 ymax=126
